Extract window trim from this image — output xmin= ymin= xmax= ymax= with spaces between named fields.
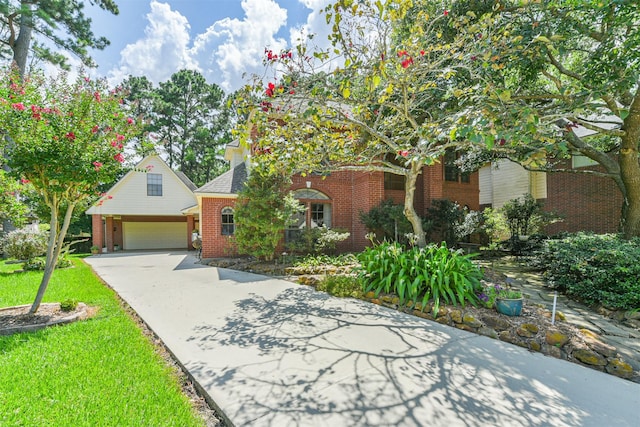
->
xmin=147 ymin=173 xmax=163 ymax=196
xmin=221 ymin=206 xmax=235 ymax=235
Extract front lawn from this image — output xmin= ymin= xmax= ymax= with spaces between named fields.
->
xmin=0 ymin=257 xmax=209 ymax=427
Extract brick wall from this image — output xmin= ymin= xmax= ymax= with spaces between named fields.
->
xmin=201 ymin=197 xmax=237 ymax=258
xmin=544 ymin=160 xmax=622 ymax=234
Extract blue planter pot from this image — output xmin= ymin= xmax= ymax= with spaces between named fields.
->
xmin=496 ymin=298 xmax=523 ymax=316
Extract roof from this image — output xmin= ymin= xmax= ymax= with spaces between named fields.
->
xmin=175 ymin=170 xmax=197 ymax=191
xmin=195 ymin=163 xmax=247 ymax=195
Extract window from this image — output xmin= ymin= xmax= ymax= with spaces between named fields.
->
xmin=444 ymin=150 xmax=470 ymax=183
xmin=384 ymin=172 xmax=405 ymax=190
xmin=221 ymin=207 xmax=235 ymax=235
xmin=286 ymin=190 xmax=332 ymax=242
xmin=147 ymin=173 xmax=163 ymax=196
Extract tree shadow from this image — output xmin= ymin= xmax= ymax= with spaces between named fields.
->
xmin=184 ymin=286 xmax=616 ymax=426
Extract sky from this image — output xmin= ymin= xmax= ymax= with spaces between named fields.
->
xmin=81 ymin=0 xmax=334 ymax=93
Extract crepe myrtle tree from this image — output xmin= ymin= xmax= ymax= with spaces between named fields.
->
xmin=0 ymin=67 xmax=140 ymax=313
xmin=237 ymin=0 xmax=480 ymax=248
xmin=450 ymin=0 xmax=640 ymax=238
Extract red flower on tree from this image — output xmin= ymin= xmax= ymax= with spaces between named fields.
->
xmin=65 ymin=132 xmax=76 ymax=140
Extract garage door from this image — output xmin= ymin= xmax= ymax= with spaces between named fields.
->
xmin=123 ymin=222 xmax=187 ymax=250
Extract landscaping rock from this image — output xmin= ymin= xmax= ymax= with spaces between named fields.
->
xmin=462 ymin=313 xmax=482 ymax=328
xmin=545 ymin=330 xmax=570 ymax=347
xmin=478 ymin=326 xmax=498 ymax=339
xmin=481 ymin=314 xmax=511 ymax=331
xmin=450 ymin=309 xmax=463 ymax=323
xmin=573 ymin=349 xmax=608 ymax=366
xmin=606 ymin=359 xmax=634 ymax=379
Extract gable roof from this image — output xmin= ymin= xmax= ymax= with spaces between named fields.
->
xmin=195 ymin=163 xmax=247 ymax=195
xmin=85 ymin=155 xmax=198 ymax=215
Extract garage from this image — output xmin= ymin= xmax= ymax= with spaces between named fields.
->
xmin=123 ymin=222 xmax=188 ymax=250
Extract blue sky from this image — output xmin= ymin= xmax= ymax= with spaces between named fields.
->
xmin=81 ymin=0 xmax=333 ymax=92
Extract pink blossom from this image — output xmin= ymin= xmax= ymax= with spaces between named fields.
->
xmin=444 ymin=10 xmax=449 ymax=16
xmin=398 ymin=150 xmax=409 ymax=157
xmin=20 ymin=178 xmax=30 ymax=184
xmin=92 ymin=125 xmax=100 ymax=133
xmin=93 ymin=161 xmax=103 ymax=171
xmin=113 ymin=153 xmax=125 ymax=163
xmin=94 ymin=91 xmax=101 ymax=102
xmin=12 ymin=102 xmax=25 ymax=111
xmin=145 ymin=165 xmax=154 ymax=171
xmin=65 ymin=132 xmax=76 ymax=140
xmin=116 ymin=133 xmax=125 ymax=141
xmin=127 ymin=117 xmax=134 ymax=124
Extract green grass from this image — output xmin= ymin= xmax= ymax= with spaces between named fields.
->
xmin=0 ymin=256 xmax=206 ymax=427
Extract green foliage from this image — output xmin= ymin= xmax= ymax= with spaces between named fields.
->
xmin=481 ymin=207 xmax=510 ymax=250
xmin=357 ymin=241 xmax=483 ymax=316
xmin=0 ymin=170 xmax=29 ymax=227
xmin=359 ymin=199 xmax=413 ymax=244
xmin=286 ymin=225 xmax=350 ymax=254
xmin=316 ymin=275 xmax=363 ymax=299
xmin=60 ymin=298 xmax=79 ymax=312
xmin=537 ymin=233 xmax=640 ymax=310
xmin=23 ymin=255 xmax=72 ymax=271
xmin=234 ymin=167 xmax=304 ymax=261
xmin=0 ymin=0 xmax=120 ymax=75
xmin=501 ymin=194 xmax=560 ymax=254
xmin=293 ymin=253 xmax=358 ymax=268
xmin=0 ymin=228 xmax=48 ymax=261
xmin=0 ymin=67 xmax=140 ymax=312
xmin=151 ymin=69 xmax=232 ymax=186
xmin=478 ymin=284 xmax=523 ymax=309
xmin=426 ymin=200 xmax=482 ymax=245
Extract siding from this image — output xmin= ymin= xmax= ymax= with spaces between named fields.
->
xmin=86 ymin=156 xmax=197 ymax=216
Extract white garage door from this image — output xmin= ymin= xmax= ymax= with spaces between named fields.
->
xmin=123 ymin=222 xmax=187 ymax=250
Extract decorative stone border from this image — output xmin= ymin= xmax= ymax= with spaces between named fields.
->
xmin=0 ymin=302 xmax=90 ymax=336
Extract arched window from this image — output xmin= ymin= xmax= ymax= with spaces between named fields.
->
xmin=286 ymin=189 xmax=332 ymax=242
xmin=221 ymin=207 xmax=235 ymax=235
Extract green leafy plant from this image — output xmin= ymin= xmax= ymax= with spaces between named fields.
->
xmin=286 ymin=226 xmax=350 ymax=254
xmin=536 ymin=233 xmax=640 ymax=310
xmin=357 ymin=241 xmax=483 ymax=316
xmin=0 ymin=228 xmax=48 ymax=262
xmin=478 ymin=284 xmax=522 ymax=309
xmin=359 ymin=199 xmax=413 ymax=244
xmin=293 ymin=253 xmax=357 ymax=268
xmin=316 ymin=275 xmax=363 ymax=299
xmin=60 ymin=298 xmax=79 ymax=312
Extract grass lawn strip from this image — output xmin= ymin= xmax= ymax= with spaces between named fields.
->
xmin=0 ymin=256 xmax=216 ymax=427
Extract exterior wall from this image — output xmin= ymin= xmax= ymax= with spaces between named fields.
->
xmin=200 ymin=197 xmax=237 ymax=258
xmin=91 ymin=214 xmax=103 ymax=250
xmin=86 ymin=156 xmax=197 ymax=216
xmin=544 ymin=159 xmax=622 ymax=234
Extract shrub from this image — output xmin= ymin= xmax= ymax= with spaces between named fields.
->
xmin=501 ymin=194 xmax=560 ymax=254
xmin=60 ymin=299 xmax=79 ymax=312
xmin=0 ymin=228 xmax=48 ymax=261
xmin=426 ymin=200 xmax=482 ymax=245
xmin=23 ymin=256 xmax=73 ymax=271
xmin=359 ymin=199 xmax=413 ymax=244
xmin=293 ymin=253 xmax=358 ymax=268
xmin=536 ymin=233 xmax=640 ymax=310
xmin=316 ymin=275 xmax=363 ymax=299
xmin=286 ymin=226 xmax=350 ymax=254
xmin=357 ymin=241 xmax=483 ymax=316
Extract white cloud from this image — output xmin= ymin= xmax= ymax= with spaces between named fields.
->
xmin=108 ymin=1 xmax=199 ymax=86
xmin=192 ymin=0 xmax=289 ymax=91
xmin=289 ymin=0 xmax=333 ymax=57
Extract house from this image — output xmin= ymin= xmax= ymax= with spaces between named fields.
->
xmin=88 ymin=145 xmax=481 ymax=257
xmin=479 ymin=156 xmax=622 ymax=234
xmin=194 ymin=143 xmax=480 ymax=258
xmin=87 ymin=155 xmax=199 ymax=252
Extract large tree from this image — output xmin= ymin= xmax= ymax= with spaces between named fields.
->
xmin=0 ymin=68 xmax=140 ymax=313
xmin=0 ymin=0 xmax=119 ymax=77
xmin=239 ymin=0 xmax=478 ymax=247
xmin=152 ymin=69 xmax=231 ymax=186
xmin=455 ymin=0 xmax=640 ymax=237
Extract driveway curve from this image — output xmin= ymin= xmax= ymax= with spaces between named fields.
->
xmin=85 ymin=251 xmax=640 ymax=427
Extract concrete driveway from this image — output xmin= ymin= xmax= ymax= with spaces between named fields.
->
xmin=85 ymin=251 xmax=640 ymax=427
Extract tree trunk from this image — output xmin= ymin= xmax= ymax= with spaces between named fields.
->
xmin=29 ymin=201 xmax=76 ymax=314
xmin=403 ymin=162 xmax=426 ymax=247
xmin=12 ymin=1 xmax=33 ymax=78
xmin=619 ymin=89 xmax=640 ymax=239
